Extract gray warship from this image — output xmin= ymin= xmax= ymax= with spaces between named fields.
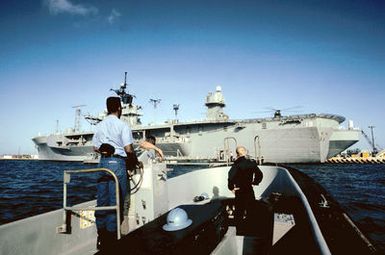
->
xmin=32 ymin=73 xmax=360 ymax=163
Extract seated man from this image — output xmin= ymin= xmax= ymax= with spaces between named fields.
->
xmin=122 ymin=136 xmax=164 ymax=233
xmin=142 ymin=135 xmax=162 ymax=160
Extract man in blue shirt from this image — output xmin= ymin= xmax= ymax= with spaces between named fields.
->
xmin=92 ymin=96 xmax=144 ymax=250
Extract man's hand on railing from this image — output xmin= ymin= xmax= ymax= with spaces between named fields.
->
xmin=136 ymin=161 xmax=144 ymax=169
xmin=127 ymin=161 xmax=143 ymax=178
xmin=127 ymin=170 xmax=134 ymax=178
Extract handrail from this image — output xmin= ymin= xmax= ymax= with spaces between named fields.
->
xmin=254 ymin=135 xmax=261 ymax=165
xmin=60 ymin=168 xmax=121 ymax=240
xmin=224 ymin=137 xmax=237 ymax=166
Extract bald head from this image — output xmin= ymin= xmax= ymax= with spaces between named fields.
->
xmin=236 ymin=146 xmax=247 ymax=157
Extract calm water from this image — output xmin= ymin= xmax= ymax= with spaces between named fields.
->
xmin=0 ymin=160 xmax=384 ymax=252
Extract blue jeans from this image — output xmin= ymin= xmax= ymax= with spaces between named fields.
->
xmin=95 ymin=157 xmax=128 ymax=233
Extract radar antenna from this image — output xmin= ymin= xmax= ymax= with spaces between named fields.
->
xmin=173 ymin=104 xmax=180 ymax=119
xmin=110 ymin=72 xmax=134 ymax=105
xmin=72 ymin=105 xmax=86 ymax=132
xmin=149 ymin=98 xmax=161 ymax=109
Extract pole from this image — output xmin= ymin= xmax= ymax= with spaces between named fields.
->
xmin=368 ymin=126 xmax=376 ymax=154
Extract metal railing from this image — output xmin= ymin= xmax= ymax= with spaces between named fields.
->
xmin=224 ymin=137 xmax=237 ymax=165
xmin=254 ymin=135 xmax=261 ymax=165
xmin=58 ymin=168 xmax=121 ymax=239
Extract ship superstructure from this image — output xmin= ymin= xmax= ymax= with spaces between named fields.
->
xmin=32 ymin=74 xmax=360 ymax=163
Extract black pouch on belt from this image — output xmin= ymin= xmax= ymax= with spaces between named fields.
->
xmin=99 ymin=143 xmax=115 ymax=157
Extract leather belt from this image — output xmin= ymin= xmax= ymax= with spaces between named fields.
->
xmin=101 ymin=154 xmax=127 ymax=159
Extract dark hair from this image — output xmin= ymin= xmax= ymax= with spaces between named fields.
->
xmin=146 ymin=135 xmax=156 ymax=145
xmin=106 ymin=97 xmax=121 ymax=114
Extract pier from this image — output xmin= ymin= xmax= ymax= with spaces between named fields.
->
xmin=326 ymin=155 xmax=385 ymax=164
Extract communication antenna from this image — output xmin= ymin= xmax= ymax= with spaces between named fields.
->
xmin=149 ymin=98 xmax=161 ymax=124
xmin=56 ymin=120 xmax=59 ymax=134
xmin=173 ymin=104 xmax=180 ymax=119
xmin=72 ymin=105 xmax=86 ymax=132
xmin=110 ymin=72 xmax=136 ymax=105
xmin=149 ymin=98 xmax=161 ymax=109
xmin=123 ymin=71 xmax=127 ymax=89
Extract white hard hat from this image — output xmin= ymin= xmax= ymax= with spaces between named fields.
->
xmin=200 ymin=192 xmax=209 ymax=199
xmin=162 ymin=208 xmax=193 ymax=231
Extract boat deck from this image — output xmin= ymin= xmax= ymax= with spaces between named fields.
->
xmin=97 ymin=195 xmax=322 ymax=255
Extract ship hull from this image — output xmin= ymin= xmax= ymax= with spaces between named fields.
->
xmin=327 ymin=129 xmax=361 ymax=158
xmin=178 ymin=126 xmax=331 ymax=163
xmin=32 ymin=135 xmax=95 ymax=162
xmin=32 ymin=115 xmax=359 ymax=163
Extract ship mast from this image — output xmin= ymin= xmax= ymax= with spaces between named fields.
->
xmin=110 ymin=72 xmax=134 ymax=105
xmin=72 ymin=105 xmax=86 ymax=132
xmin=56 ymin=120 xmax=59 ymax=134
xmin=173 ymin=104 xmax=180 ymax=119
xmin=109 ymin=72 xmax=142 ymax=126
xmin=205 ymin=86 xmax=228 ymax=121
xmin=149 ymin=98 xmax=161 ymax=124
xmin=149 ymin=98 xmax=161 ymax=108
xmin=123 ymin=71 xmax=127 ymax=89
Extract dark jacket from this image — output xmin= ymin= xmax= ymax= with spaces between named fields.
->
xmin=227 ymin=156 xmax=263 ymax=194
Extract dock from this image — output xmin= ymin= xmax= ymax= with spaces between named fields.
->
xmin=326 ymin=156 xmax=385 ymax=164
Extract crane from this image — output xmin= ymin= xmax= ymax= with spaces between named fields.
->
xmin=72 ymin=105 xmax=86 ymax=132
xmin=361 ymin=126 xmax=383 ymax=156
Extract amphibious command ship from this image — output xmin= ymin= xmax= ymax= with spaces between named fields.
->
xmin=32 ymin=73 xmax=360 ymax=163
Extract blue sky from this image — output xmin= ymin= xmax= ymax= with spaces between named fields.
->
xmin=0 ymin=0 xmax=384 ymax=154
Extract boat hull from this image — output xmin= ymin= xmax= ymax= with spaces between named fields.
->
xmin=0 ymin=163 xmax=376 ymax=255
